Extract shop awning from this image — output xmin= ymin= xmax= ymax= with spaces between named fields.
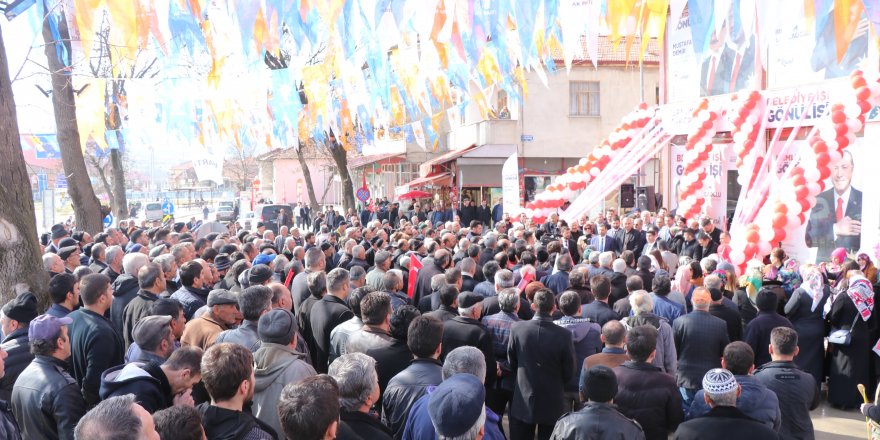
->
xmin=348 ymin=152 xmax=404 ymax=168
xmin=402 ymin=172 xmax=452 ymax=188
xmin=422 ymin=144 xmax=478 ymax=168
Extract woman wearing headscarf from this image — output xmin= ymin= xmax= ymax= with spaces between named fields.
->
xmin=777 ymin=259 xmax=803 ymax=298
xmin=734 ymin=268 xmax=761 ymax=327
xmin=763 ymin=248 xmax=786 ymax=281
xmin=827 ymin=273 xmax=875 ymax=409
xmin=784 ymin=264 xmax=830 ymax=384
xmin=858 ymin=253 xmax=878 ymax=284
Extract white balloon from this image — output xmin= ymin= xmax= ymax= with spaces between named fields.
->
xmin=846 ymin=132 xmax=857 ymax=146
xmin=746 ymin=114 xmax=759 ymax=125
xmin=579 ymin=158 xmax=588 ymax=166
xmin=741 ymin=123 xmax=753 ymax=135
xmin=803 ymin=167 xmax=820 ymax=183
xmin=828 ymin=149 xmax=842 ymax=163
xmin=730 ymin=250 xmax=746 ymax=265
xmin=758 ymin=241 xmax=772 ymax=256
xmin=733 ymin=131 xmax=746 ymax=144
xmin=590 ymin=167 xmax=600 ymax=176
xmin=847 ymin=118 xmax=862 ymax=133
xmin=845 ymin=101 xmax=862 ymax=118
xmin=785 ymin=199 xmax=801 ymax=214
xmin=759 ymin=227 xmax=775 ymax=243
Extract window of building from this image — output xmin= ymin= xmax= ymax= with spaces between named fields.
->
xmin=569 ymin=81 xmax=600 ymax=116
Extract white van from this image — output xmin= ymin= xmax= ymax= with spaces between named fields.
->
xmin=144 ymin=202 xmax=163 ymax=221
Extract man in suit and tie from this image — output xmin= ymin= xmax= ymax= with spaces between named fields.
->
xmin=641 ymin=227 xmax=663 ymax=257
xmin=806 ymin=150 xmax=862 ymax=262
xmin=590 ymin=223 xmax=619 ymax=254
xmin=619 ymin=217 xmax=644 ymax=256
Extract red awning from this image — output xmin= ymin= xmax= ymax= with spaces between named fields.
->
xmin=403 ymin=172 xmax=452 ymax=188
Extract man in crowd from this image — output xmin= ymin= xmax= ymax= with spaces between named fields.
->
xmin=673 ymin=287 xmax=729 ymax=410
xmin=550 ymin=365 xmax=645 ymax=439
xmin=180 ymin=289 xmax=240 ymax=350
xmin=754 ymin=327 xmax=819 ymax=439
xmin=12 ymin=314 xmax=87 ymax=440
xmin=197 ymin=343 xmax=276 ymax=439
xmin=170 ymin=261 xmax=208 ymax=321
xmin=613 ymin=325 xmax=683 ymax=440
xmin=310 ymin=268 xmax=355 ymax=373
xmin=382 ymin=315 xmax=444 ymax=439
xmin=46 ymin=273 xmax=79 ymax=318
xmin=100 ymin=340 xmax=202 ymax=413
xmin=253 ymin=309 xmax=317 ymax=438
xmin=67 ymin=273 xmax=124 ymax=407
xmin=74 ymin=395 xmax=160 ymax=440
xmin=123 ymin=263 xmax=166 ymax=347
xmin=0 ymin=292 xmax=38 ymax=401
xmin=673 ymin=369 xmax=778 ymax=440
xmin=582 ymin=275 xmax=618 ymax=326
xmin=441 ymin=292 xmax=495 ymax=387
xmin=277 ymin=375 xmax=340 ymax=440
xmin=215 ymin=285 xmax=272 ymax=351
xmin=507 ymin=289 xmax=576 ymax=440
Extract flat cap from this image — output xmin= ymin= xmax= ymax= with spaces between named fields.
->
xmin=457 ymin=291 xmax=483 ymax=309
xmin=428 ymin=374 xmax=486 ymax=437
xmin=207 ymin=289 xmax=238 ymax=306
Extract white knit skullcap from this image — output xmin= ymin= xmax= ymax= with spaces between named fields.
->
xmin=702 ymin=368 xmax=738 ymax=395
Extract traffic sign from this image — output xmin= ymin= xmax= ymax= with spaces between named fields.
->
xmin=37 ymin=174 xmax=48 ymax=191
xmin=162 ymin=200 xmax=175 ymax=215
xmin=520 ymin=134 xmax=534 ymax=142
xmin=103 ymin=213 xmax=114 ymax=228
xmin=356 ymin=187 xmax=371 ymax=202
xmin=55 ymin=174 xmax=68 ymax=189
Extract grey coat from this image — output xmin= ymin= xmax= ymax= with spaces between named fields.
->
xmin=252 ymin=343 xmax=317 ymax=438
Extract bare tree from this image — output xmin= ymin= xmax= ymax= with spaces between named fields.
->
xmin=40 ymin=8 xmax=103 ymax=233
xmin=0 ymin=25 xmax=50 ymax=306
xmin=225 ymin=144 xmax=259 ymax=191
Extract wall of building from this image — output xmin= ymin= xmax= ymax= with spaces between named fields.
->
xmin=520 ymin=65 xmax=659 ymax=159
xmin=269 ymin=158 xmax=339 ymax=206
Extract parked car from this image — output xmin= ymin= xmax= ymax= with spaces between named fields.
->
xmin=144 ymin=202 xmax=164 ymax=222
xmin=241 ymin=211 xmax=256 ymax=230
xmin=253 ymin=204 xmax=291 ymax=234
xmin=216 ymin=201 xmax=236 ymax=222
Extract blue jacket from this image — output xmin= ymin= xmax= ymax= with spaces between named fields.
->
xmin=687 ymin=375 xmax=781 ymax=431
xmin=652 ymin=293 xmax=685 ymax=324
xmin=540 ymin=271 xmax=571 ymax=296
xmin=402 ymin=384 xmax=504 ymax=440
xmin=491 ymin=204 xmax=503 ymax=224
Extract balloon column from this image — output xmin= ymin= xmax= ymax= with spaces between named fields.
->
xmin=675 ymin=100 xmax=720 ymax=220
xmin=523 ymin=103 xmax=653 ymax=223
xmin=728 ymin=70 xmax=880 ymax=270
xmin=730 ymin=91 xmax=765 ymax=190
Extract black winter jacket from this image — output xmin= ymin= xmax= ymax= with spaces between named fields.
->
xmin=613 ymin=361 xmax=683 ymax=440
xmin=110 ymin=274 xmax=140 ymax=337
xmin=67 ymin=308 xmax=125 ymax=406
xmin=11 ymin=356 xmax=87 ymax=440
xmin=0 ymin=328 xmax=32 ymax=402
xmin=381 ymin=358 xmax=443 ymax=440
xmin=197 ymin=403 xmax=277 ymax=440
xmin=754 ymin=360 xmax=819 ymax=440
xmin=100 ymin=362 xmax=173 ymax=414
xmin=550 ymin=402 xmax=646 ymax=440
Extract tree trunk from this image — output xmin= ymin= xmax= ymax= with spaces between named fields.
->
xmin=0 ymin=25 xmax=50 ymax=306
xmin=41 ymin=10 xmax=103 ymax=234
xmin=110 ymin=144 xmax=128 ymax=220
xmin=330 ymin=146 xmax=356 ymax=214
xmin=295 ymin=143 xmax=320 ymax=212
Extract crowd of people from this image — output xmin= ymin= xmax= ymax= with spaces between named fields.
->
xmin=1 ymin=202 xmax=878 ymax=440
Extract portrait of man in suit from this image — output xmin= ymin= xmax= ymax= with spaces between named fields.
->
xmin=590 ymin=223 xmax=619 ymax=254
xmin=806 ymin=150 xmax=861 ymax=262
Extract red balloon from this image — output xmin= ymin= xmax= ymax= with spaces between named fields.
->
xmin=744 ymin=243 xmax=759 ymax=258
xmin=772 ymin=212 xmax=787 ymax=228
xmin=819 ymin=166 xmax=831 ymax=180
xmin=857 ymin=86 xmax=871 ymax=101
xmin=797 ymin=213 xmax=806 ymax=224
xmin=745 ymin=229 xmax=760 ymax=243
xmin=747 ymin=223 xmax=760 ymax=231
xmin=812 ymin=141 xmax=828 ymax=154
xmin=860 ymin=100 xmax=873 ymax=114
xmin=791 ymin=167 xmax=804 ymax=177
xmin=831 ymin=111 xmax=847 ymax=124
xmin=773 ymin=228 xmax=787 ymax=242
xmin=792 ymin=175 xmax=807 ymax=187
xmin=835 ymin=123 xmax=849 ymax=136
xmin=795 ymin=186 xmax=809 ymax=200
xmin=832 ymin=103 xmax=846 ymax=113
xmin=853 ymin=76 xmax=868 ymax=88
xmin=799 ymin=199 xmax=811 ymax=213
xmin=837 ymin=136 xmax=850 ymax=149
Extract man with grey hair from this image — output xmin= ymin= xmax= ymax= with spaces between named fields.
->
xmin=541 ymin=253 xmax=573 ymax=295
xmin=441 ymin=292 xmax=495 ymax=388
xmin=43 ymin=253 xmax=65 ymax=276
xmin=109 ymin=252 xmax=149 ymax=337
xmin=102 ymin=245 xmax=125 ymax=282
xmin=481 ymin=269 xmax=532 ymax=321
xmin=215 ymin=285 xmax=272 ymax=351
xmin=402 ymin=346 xmax=504 ymax=440
xmin=589 ymin=251 xmax=615 ymax=279
xmin=88 ymin=243 xmax=108 ymax=274
xmin=329 ymin=353 xmax=392 ymax=439
xmin=292 ymin=247 xmax=326 ymax=315
xmin=346 ymin=245 xmax=370 ymax=272
xmin=672 ymin=368 xmax=778 ymax=440
xmin=481 ymin=287 xmax=520 ymax=420
xmin=626 ymin=290 xmax=677 ymax=375
xmin=704 ymin=275 xmax=742 ymax=342
xmin=366 ymin=251 xmax=392 ymax=291
xmin=152 ymin=254 xmax=178 ymax=293
xmin=348 ymin=265 xmax=367 ymax=289
xmin=74 ymin=394 xmax=160 ymax=440
xmin=122 ymin=263 xmax=167 ymax=348
xmin=381 ymin=270 xmax=410 ymax=312
xmin=311 ymin=267 xmax=355 ymax=373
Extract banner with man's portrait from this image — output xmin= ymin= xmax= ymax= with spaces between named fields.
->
xmin=782 ymin=133 xmax=880 ymax=263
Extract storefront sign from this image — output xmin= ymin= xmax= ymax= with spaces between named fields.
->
xmin=502 ymin=153 xmax=520 ymax=215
